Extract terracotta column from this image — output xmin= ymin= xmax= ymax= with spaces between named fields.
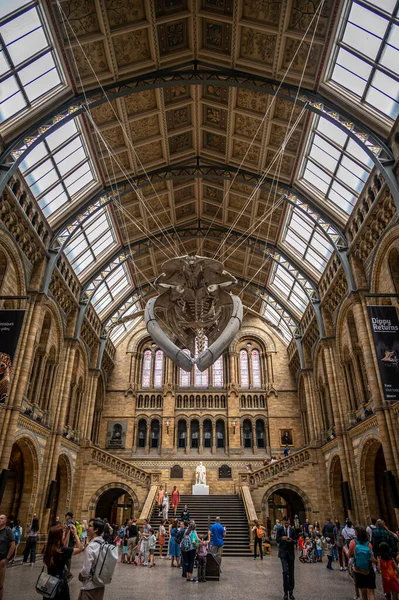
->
xmin=199 ymin=422 xmax=203 ymax=455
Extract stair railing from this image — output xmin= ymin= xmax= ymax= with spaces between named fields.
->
xmin=238 ymin=445 xmax=314 ymax=490
xmin=139 ymin=484 xmax=159 ymax=523
xmin=85 ymin=444 xmax=161 ymax=488
xmin=239 ymin=484 xmax=258 ymax=551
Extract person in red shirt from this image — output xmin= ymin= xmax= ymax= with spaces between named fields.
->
xmin=171 ymin=486 xmax=180 ymax=516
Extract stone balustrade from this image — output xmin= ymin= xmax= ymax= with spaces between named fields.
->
xmin=176 ymin=392 xmax=227 ymax=409
xmin=88 ymin=446 xmax=160 ymax=488
xmin=238 ymin=447 xmax=313 ymax=489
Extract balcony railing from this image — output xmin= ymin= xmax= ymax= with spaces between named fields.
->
xmin=176 ymin=392 xmax=227 ymax=409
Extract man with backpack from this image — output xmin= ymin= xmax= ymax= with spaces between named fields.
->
xmin=78 ymin=517 xmax=117 ymax=600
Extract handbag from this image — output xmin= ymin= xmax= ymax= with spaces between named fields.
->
xmin=35 ymin=567 xmax=63 ymax=598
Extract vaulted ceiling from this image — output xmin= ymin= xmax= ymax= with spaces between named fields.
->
xmin=2 ymin=0 xmax=397 ymax=344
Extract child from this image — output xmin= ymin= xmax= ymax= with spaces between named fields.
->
xmin=298 ymin=534 xmax=305 ymax=552
xmin=148 ymin=528 xmax=157 ymax=568
xmin=122 ymin=537 xmax=129 ymax=564
xmin=325 ymin=537 xmax=334 ymax=570
xmin=158 ymin=520 xmax=166 ymax=559
xmin=197 ymin=534 xmax=209 ymax=582
xmin=302 ymin=537 xmax=312 ymax=559
xmin=262 ymin=535 xmax=272 ymax=556
xmin=378 ymin=542 xmax=399 ymax=600
xmin=315 ymin=534 xmax=323 ymax=562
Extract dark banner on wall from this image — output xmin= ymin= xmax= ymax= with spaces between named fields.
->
xmin=0 ymin=310 xmax=25 ymax=403
xmin=367 ymin=305 xmax=399 ymax=402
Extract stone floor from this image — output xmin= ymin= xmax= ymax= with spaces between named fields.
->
xmin=4 ymin=553 xmax=385 ymax=600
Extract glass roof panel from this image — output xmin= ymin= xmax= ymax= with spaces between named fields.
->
xmin=19 ymin=116 xmax=97 ymax=219
xmin=64 ymin=207 xmax=117 ymax=279
xmin=262 ymin=294 xmax=296 ymax=343
xmin=298 ymin=115 xmax=373 ymax=216
xmin=0 ymin=3 xmax=64 ymax=124
xmin=91 ymin=263 xmax=130 ymax=316
xmin=282 ymin=205 xmax=334 ymax=276
xmin=269 ymin=263 xmax=309 ymax=315
xmin=328 ymin=1 xmax=399 ymax=119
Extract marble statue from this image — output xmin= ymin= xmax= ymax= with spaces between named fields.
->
xmin=196 ymin=461 xmax=206 ymax=485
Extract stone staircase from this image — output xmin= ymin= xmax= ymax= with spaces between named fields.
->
xmin=150 ymin=494 xmax=252 ymax=557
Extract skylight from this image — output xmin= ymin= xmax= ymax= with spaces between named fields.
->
xmin=91 ymin=264 xmax=130 ymax=316
xmin=299 ymin=116 xmax=373 ymax=215
xmin=64 ymin=208 xmax=117 ymax=278
xmin=110 ymin=312 xmax=141 ymax=345
xmin=329 ymin=0 xmax=399 ymax=119
xmin=19 ymin=118 xmax=96 ymax=218
xmin=262 ymin=294 xmax=297 ymax=342
xmin=282 ymin=207 xmax=334 ymax=275
xmin=269 ymin=263 xmax=309 ymax=315
xmin=0 ymin=1 xmax=63 ymax=123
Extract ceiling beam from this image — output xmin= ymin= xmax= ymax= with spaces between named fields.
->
xmin=1 ymin=62 xmax=397 ymax=213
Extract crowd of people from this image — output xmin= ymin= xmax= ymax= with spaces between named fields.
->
xmin=0 ymin=504 xmax=227 ymax=598
xmin=1 ymin=504 xmax=399 ymax=600
xmin=270 ymin=514 xmax=399 ymax=600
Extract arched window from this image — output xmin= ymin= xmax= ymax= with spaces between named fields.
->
xmin=179 ymin=347 xmax=225 ymax=388
xmin=194 ymin=364 xmax=208 ymax=387
xmin=251 ymin=350 xmax=261 ymax=388
xmin=180 ymin=350 xmax=191 ymax=387
xmin=142 ymin=350 xmax=152 ymax=388
xmin=212 ymin=355 xmax=224 ymax=387
xmin=153 ymin=350 xmax=164 ymax=388
xmin=240 ymin=350 xmax=249 ymax=387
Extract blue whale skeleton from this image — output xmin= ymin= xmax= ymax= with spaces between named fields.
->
xmin=145 ymin=255 xmax=243 ymax=372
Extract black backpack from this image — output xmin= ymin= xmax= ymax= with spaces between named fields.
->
xmin=175 ymin=528 xmax=184 ymax=545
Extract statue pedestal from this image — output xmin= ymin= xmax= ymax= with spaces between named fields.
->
xmin=192 ymin=483 xmax=209 ymax=495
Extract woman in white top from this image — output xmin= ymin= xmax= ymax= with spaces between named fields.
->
xmin=162 ymin=493 xmax=169 ymax=521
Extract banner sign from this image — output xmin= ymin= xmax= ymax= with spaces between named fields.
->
xmin=0 ymin=310 xmax=25 ymax=403
xmin=367 ymin=305 xmax=399 ymax=401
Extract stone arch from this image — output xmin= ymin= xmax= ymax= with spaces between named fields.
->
xmin=4 ymin=434 xmax=41 ymax=525
xmin=0 ymin=228 xmax=27 ymax=303
xmin=328 ymin=453 xmax=346 ymax=523
xmin=126 ymin=325 xmax=151 ymax=353
xmin=231 ymin=326 xmax=276 ymax=353
xmin=358 ymin=434 xmax=396 ymax=527
xmin=261 ymin=483 xmax=312 ymax=523
xmin=369 ymin=222 xmax=399 ymax=293
xmin=49 ymin=453 xmax=73 ymax=527
xmin=88 ymin=482 xmax=140 ymax=518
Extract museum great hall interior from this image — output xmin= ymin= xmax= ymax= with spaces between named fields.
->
xmin=0 ymin=0 xmax=399 ymax=536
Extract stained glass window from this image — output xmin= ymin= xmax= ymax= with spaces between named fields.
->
xmin=142 ymin=350 xmax=152 ymax=388
xmin=194 ymin=363 xmax=208 ymax=387
xmin=0 ymin=2 xmax=64 ymax=124
xmin=154 ymin=350 xmax=164 ymax=389
xmin=240 ymin=349 xmax=249 ymax=388
xmin=212 ymin=355 xmax=224 ymax=388
xmin=251 ymin=350 xmax=261 ymax=388
xmin=329 ymin=1 xmax=399 ymax=119
xmin=179 ymin=350 xmax=191 ymax=387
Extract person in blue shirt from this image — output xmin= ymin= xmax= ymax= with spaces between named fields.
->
xmin=209 ymin=517 xmax=226 ymax=564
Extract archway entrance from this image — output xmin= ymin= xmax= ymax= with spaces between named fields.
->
xmin=266 ymin=488 xmax=307 ymax=524
xmin=96 ymin=488 xmax=134 ymax=525
xmin=363 ymin=440 xmax=396 ymax=528
xmin=330 ymin=456 xmax=347 ymax=523
xmin=49 ymin=455 xmax=70 ymax=528
xmin=3 ymin=439 xmax=38 ymax=525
